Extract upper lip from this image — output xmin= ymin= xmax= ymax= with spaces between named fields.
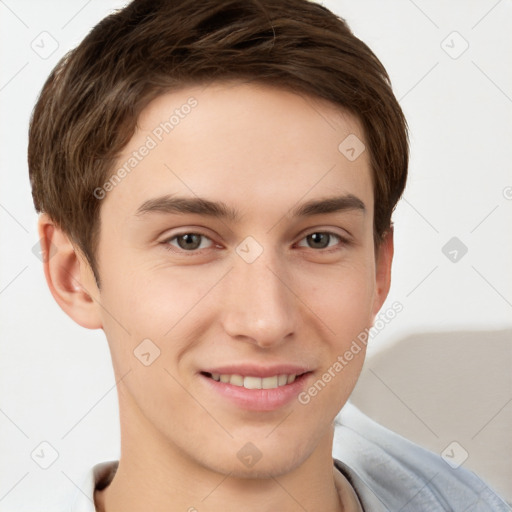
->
xmin=201 ymin=364 xmax=312 ymax=378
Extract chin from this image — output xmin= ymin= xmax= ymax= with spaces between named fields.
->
xmin=196 ymin=436 xmax=314 ymax=480
xmin=208 ymin=456 xmax=307 ymax=480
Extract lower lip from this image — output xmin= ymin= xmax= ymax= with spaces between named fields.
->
xmin=200 ymin=373 xmax=312 ymax=411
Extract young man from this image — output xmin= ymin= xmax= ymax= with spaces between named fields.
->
xmin=28 ymin=0 xmax=509 ymax=510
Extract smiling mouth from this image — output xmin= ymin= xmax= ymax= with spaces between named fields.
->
xmin=201 ymin=371 xmax=310 ymax=390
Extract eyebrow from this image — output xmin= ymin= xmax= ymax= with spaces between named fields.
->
xmin=134 ymin=194 xmax=365 ymax=220
xmin=291 ymin=194 xmax=365 ymax=217
xmin=135 ymin=195 xmax=240 ymax=221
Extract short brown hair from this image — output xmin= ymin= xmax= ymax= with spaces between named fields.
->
xmin=28 ymin=0 xmax=408 ymax=284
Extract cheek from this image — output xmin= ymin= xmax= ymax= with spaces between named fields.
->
xmin=97 ymin=253 xmax=225 ymax=366
xmin=300 ymin=259 xmax=376 ymax=340
xmin=296 ymin=265 xmax=374 ymax=415
xmin=96 ymin=261 xmax=215 ymax=411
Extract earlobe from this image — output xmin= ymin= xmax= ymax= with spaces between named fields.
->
xmin=37 ymin=213 xmax=103 ymax=329
xmin=371 ymin=227 xmax=394 ymax=318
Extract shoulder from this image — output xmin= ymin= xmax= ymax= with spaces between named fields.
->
xmin=333 ymin=402 xmax=511 ymax=512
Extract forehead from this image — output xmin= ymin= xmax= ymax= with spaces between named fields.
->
xmin=102 ymin=81 xmax=373 ymax=224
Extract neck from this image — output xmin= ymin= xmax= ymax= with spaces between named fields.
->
xmin=95 ymin=387 xmax=346 ymax=512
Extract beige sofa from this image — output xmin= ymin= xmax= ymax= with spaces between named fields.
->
xmin=349 ymin=330 xmax=512 ymax=505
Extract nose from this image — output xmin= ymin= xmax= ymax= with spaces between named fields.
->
xmin=221 ymin=249 xmax=297 ymax=349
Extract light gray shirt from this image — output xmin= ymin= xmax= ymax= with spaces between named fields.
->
xmin=69 ymin=402 xmax=510 ymax=511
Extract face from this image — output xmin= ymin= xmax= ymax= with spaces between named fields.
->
xmin=89 ymin=81 xmax=391 ymax=477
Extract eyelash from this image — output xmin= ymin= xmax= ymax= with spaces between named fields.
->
xmin=162 ymin=230 xmax=350 ymax=255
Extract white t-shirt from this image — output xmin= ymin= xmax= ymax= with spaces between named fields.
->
xmin=69 ymin=403 xmax=510 ymax=511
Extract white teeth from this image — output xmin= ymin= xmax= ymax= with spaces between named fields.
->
xmin=278 ymin=374 xmax=288 ymax=386
xmin=243 ymin=376 xmax=262 ymax=389
xmin=262 ymin=376 xmax=278 ymax=389
xmin=209 ymin=373 xmax=299 ymax=389
xmin=230 ymin=374 xmax=244 ymax=386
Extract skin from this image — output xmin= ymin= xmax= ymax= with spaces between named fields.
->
xmin=39 ymin=81 xmax=393 ymax=512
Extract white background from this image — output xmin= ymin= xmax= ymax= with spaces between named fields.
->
xmin=0 ymin=0 xmax=511 ymax=509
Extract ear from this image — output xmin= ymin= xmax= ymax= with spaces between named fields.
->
xmin=37 ymin=213 xmax=102 ymax=329
xmin=371 ymin=227 xmax=394 ymax=319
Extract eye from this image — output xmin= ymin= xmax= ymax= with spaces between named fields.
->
xmin=165 ymin=233 xmax=214 ymax=251
xmin=297 ymin=232 xmax=344 ymax=250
